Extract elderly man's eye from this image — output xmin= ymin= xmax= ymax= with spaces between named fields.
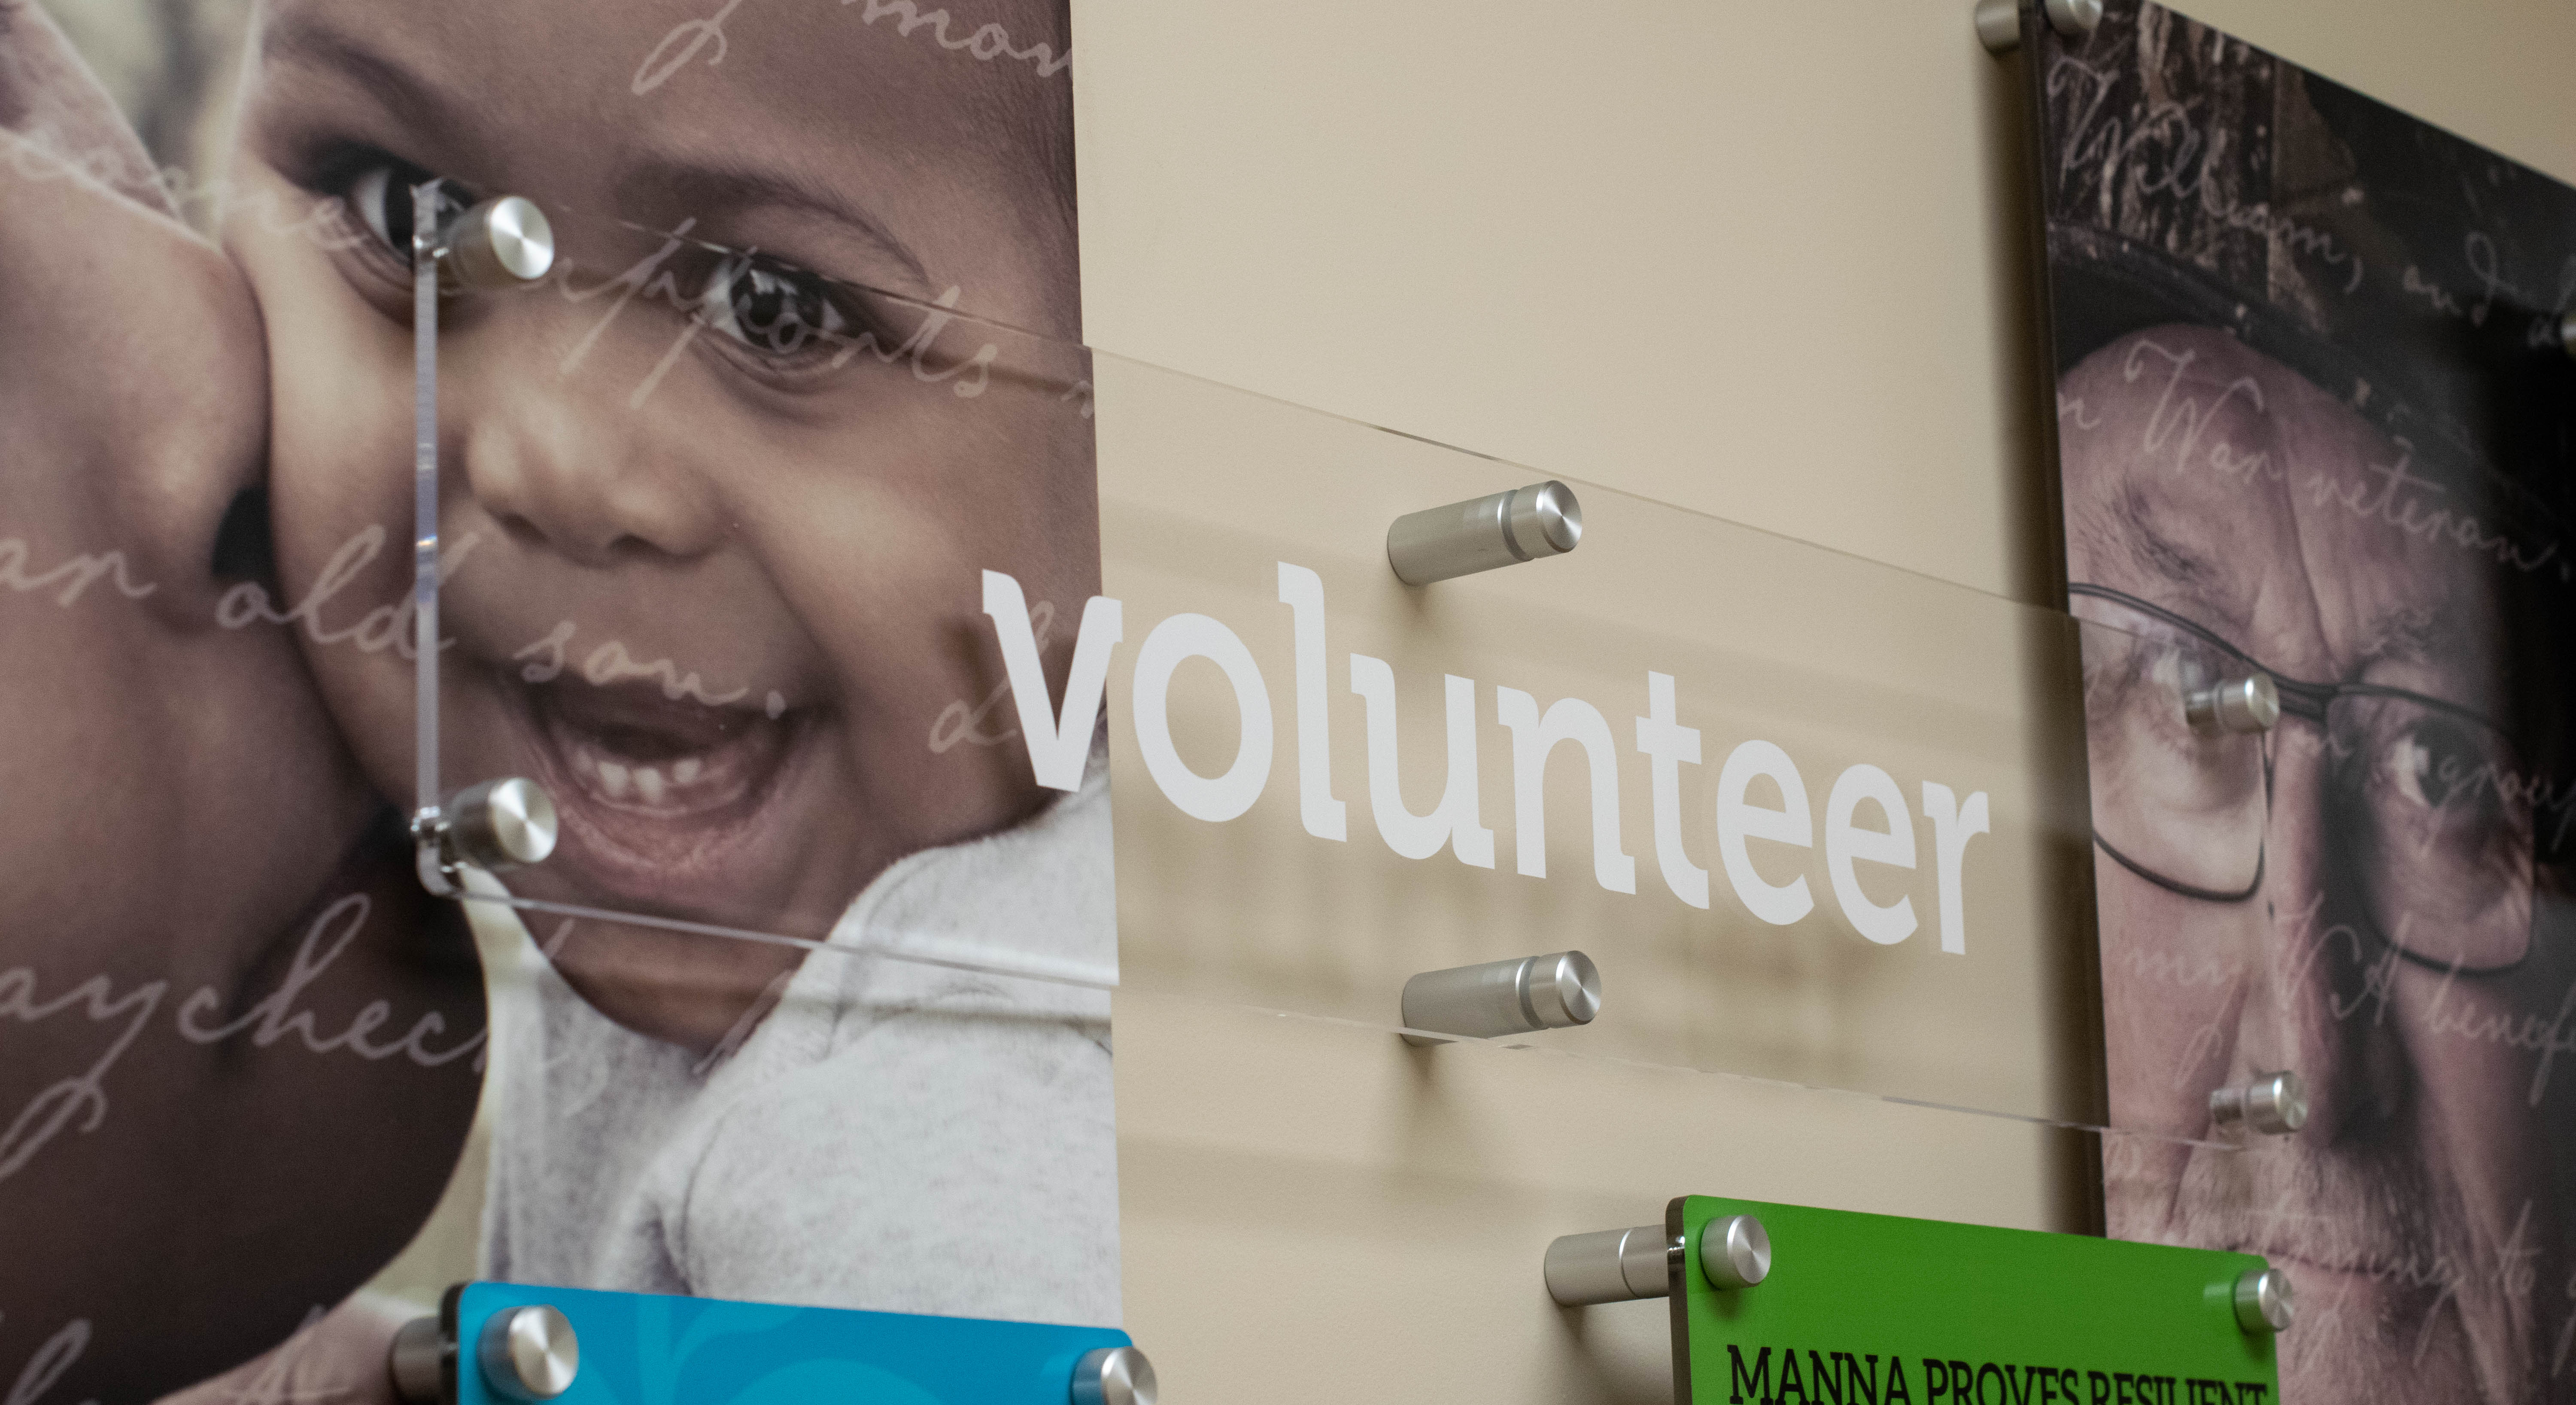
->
xmin=2343 ymin=701 xmax=2535 ymax=953
xmin=343 ymin=159 xmax=476 ymax=264
xmin=2350 ymin=707 xmax=2532 ymax=874
xmin=2380 ymin=719 xmax=2488 ymax=813
xmin=701 ymin=256 xmax=859 ymax=360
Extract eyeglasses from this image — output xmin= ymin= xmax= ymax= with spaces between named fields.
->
xmin=2069 ymin=584 xmax=2537 ymax=974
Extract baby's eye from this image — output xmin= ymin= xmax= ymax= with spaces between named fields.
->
xmin=700 ymin=255 xmax=857 ymax=360
xmin=343 ymin=158 xmax=476 ymax=265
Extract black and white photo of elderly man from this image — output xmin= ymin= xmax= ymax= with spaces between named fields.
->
xmin=2037 ymin=5 xmax=2576 ymax=1402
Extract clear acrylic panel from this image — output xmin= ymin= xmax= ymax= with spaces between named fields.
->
xmin=375 ymin=197 xmax=2344 ymax=1142
xmin=1092 ymin=363 xmax=2105 ymax=1131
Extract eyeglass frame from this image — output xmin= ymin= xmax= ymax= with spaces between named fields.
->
xmin=2067 ymin=581 xmax=2536 ymax=976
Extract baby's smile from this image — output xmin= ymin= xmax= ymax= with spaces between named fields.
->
xmin=533 ymin=672 xmax=789 ymax=805
xmin=499 ymin=660 xmax=824 ymax=914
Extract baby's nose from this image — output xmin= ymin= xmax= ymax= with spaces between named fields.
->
xmin=456 ymin=378 xmax=726 ymax=569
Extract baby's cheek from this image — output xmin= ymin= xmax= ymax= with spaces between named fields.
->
xmin=258 ymin=309 xmax=411 ymax=583
xmin=227 ymin=206 xmax=421 ymax=800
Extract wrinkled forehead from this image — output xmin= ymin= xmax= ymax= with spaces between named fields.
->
xmin=2060 ymin=325 xmax=2508 ymax=697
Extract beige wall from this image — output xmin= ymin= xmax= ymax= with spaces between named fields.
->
xmin=1076 ymin=1 xmax=2576 ymax=1399
xmin=1073 ymin=0 xmax=2576 ymax=605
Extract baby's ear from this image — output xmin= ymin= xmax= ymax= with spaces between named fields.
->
xmin=0 ymin=0 xmax=184 ymax=221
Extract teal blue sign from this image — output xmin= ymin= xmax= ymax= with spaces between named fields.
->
xmin=453 ymin=1283 xmax=1130 ymax=1405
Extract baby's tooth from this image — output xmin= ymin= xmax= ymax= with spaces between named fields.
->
xmin=636 ymin=767 xmax=667 ymax=805
xmin=571 ymin=747 xmax=599 ymax=777
xmin=672 ymin=758 xmax=703 ymax=785
xmin=599 ymin=761 xmax=632 ymax=800
xmin=766 ymin=691 xmax=787 ymax=720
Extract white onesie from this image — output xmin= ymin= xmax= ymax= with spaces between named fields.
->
xmin=476 ymin=764 xmax=1120 ymax=1328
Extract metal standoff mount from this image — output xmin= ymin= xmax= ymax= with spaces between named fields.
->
xmin=2185 ymin=673 xmax=2280 ymax=735
xmin=433 ymin=194 xmax=556 ymax=291
xmin=389 ymin=1304 xmax=580 ymax=1403
xmin=1976 ymin=0 xmax=2102 ymax=53
xmin=416 ymin=776 xmax=561 ymax=878
xmin=1699 ymin=1213 xmax=1774 ymax=1290
xmin=1385 ymin=480 xmax=1582 ymax=586
xmin=1544 ymin=1215 xmax=1769 ymax=1306
xmin=2210 ymin=1071 xmax=2308 ymax=1136
xmin=479 ymin=1305 xmax=581 ymax=1400
xmin=2233 ymin=1268 xmax=2297 ymax=1334
xmin=2561 ymin=311 xmax=2576 ymax=359
xmin=1545 ymin=1224 xmax=1676 ymax=1306
xmin=387 ymin=1316 xmax=448 ymax=1405
xmin=1071 ymin=1346 xmax=1158 ymax=1405
xmin=1400 ymin=950 xmax=1600 ymax=1046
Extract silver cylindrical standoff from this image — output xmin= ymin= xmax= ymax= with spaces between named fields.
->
xmin=387 ymin=1317 xmax=449 ymax=1405
xmin=2561 ymin=311 xmax=2576 ymax=358
xmin=441 ymin=195 xmax=556 ymax=290
xmin=2044 ymin=0 xmax=2102 ymax=36
xmin=1400 ymin=950 xmax=1601 ymax=1045
xmin=478 ymin=1304 xmax=580 ymax=1400
xmin=1699 ymin=1214 xmax=1772 ymax=1289
xmin=1979 ymin=0 xmax=2097 ymax=52
xmin=2233 ymin=1268 xmax=2296 ymax=1334
xmin=2209 ymin=1071 xmax=2308 ymax=1136
xmin=1386 ymin=480 xmax=1582 ymax=586
xmin=1071 ymin=1346 xmax=1157 ymax=1405
xmin=444 ymin=777 xmax=560 ymax=871
xmin=1544 ymin=1224 xmax=1676 ymax=1306
xmin=2185 ymin=673 xmax=2280 ymax=735
xmin=1974 ymin=0 xmax=2021 ymax=52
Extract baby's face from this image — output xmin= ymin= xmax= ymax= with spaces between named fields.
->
xmin=225 ymin=0 xmax=1096 ymax=1040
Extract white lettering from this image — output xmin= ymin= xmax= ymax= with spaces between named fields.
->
xmin=1634 ymin=672 xmax=1710 ymax=909
xmin=1825 ymin=764 xmax=1918 ymax=946
xmin=1716 ymin=740 xmax=1814 ymax=926
xmin=1496 ymin=688 xmax=1635 ymax=894
xmin=1920 ymin=783 xmax=1991 ymax=955
xmin=1131 ymin=613 xmax=1272 ymax=822
xmin=977 ymin=563 xmax=1999 ymax=952
xmin=1349 ymin=656 xmax=1495 ymax=867
xmin=1277 ymin=563 xmax=1346 ymax=841
xmin=981 ymin=569 xmax=1120 ymax=792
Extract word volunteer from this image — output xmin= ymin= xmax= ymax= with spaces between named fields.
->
xmin=984 ymin=563 xmax=1992 ymax=953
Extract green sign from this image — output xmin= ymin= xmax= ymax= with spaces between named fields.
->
xmin=1672 ymin=1196 xmax=2279 ymax=1405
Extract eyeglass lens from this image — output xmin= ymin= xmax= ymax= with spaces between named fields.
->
xmin=2074 ymin=596 xmax=2534 ymax=972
